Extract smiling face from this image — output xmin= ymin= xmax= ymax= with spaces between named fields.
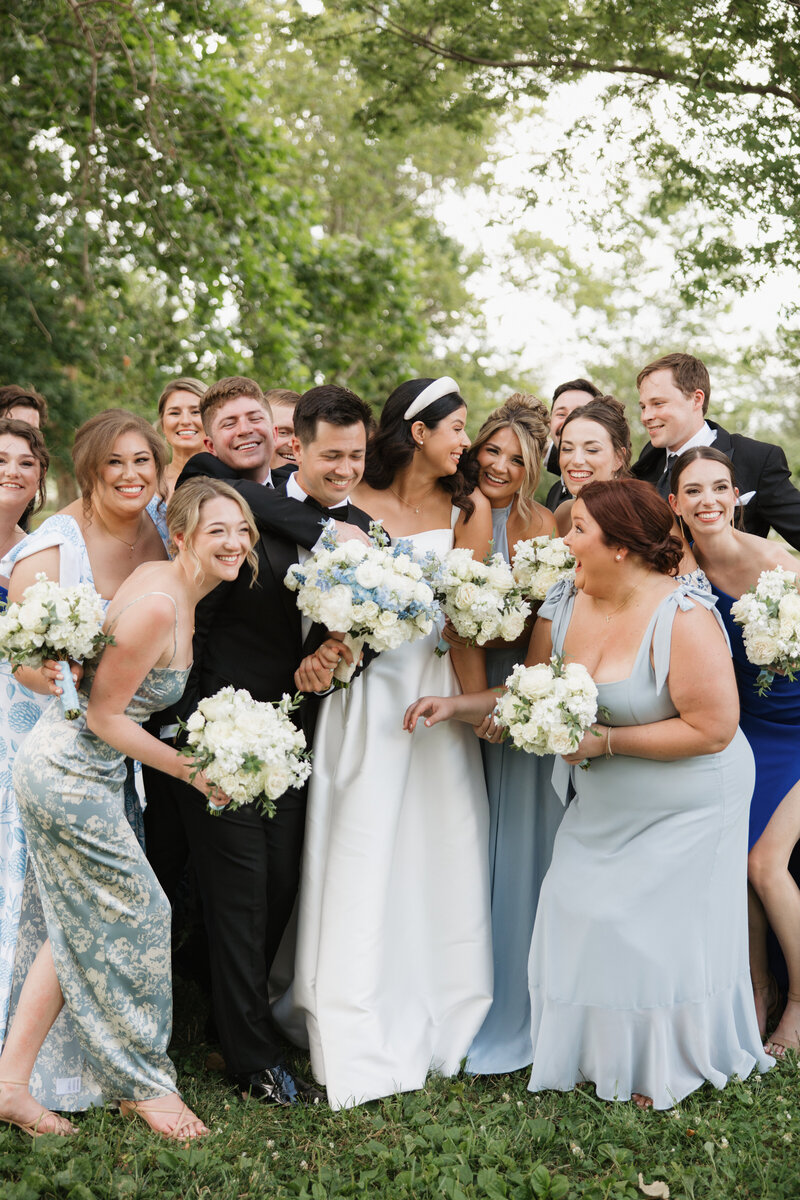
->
xmin=270 ymin=402 xmax=297 ymax=468
xmin=559 ymin=417 xmax=625 ymax=497
xmin=670 ymin=457 xmax=737 ymax=539
xmin=550 ymin=390 xmax=592 ymax=440
xmin=161 ymin=390 xmax=204 ymax=456
xmin=93 ymin=432 xmax=157 ymax=518
xmin=638 ymin=368 xmax=705 ymax=452
xmin=417 ymin=405 xmax=470 ymax=477
xmin=563 ymin=498 xmax=615 ymax=592
xmin=205 ymin=395 xmax=274 ymax=482
xmin=176 ymin=494 xmax=253 ymax=583
xmin=476 ymin=425 xmax=525 ymax=508
xmin=0 ymin=433 xmax=42 ymax=517
xmin=293 ymin=420 xmax=367 ymax=507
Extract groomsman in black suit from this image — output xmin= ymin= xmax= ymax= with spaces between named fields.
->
xmin=543 ymin=378 xmax=603 ymax=511
xmin=171 ymin=378 xmax=374 ymax=1106
xmin=632 ymin=352 xmax=800 ymax=549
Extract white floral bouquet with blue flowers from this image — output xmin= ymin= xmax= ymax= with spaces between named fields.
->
xmin=180 ymin=686 xmax=312 ymax=817
xmin=284 ymin=521 xmax=438 ymax=683
xmin=0 ymin=573 xmax=111 ymax=719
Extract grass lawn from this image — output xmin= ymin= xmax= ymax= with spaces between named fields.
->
xmin=2 ymin=981 xmax=800 ymax=1200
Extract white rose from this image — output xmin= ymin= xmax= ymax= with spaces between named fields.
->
xmin=745 ymin=631 xmax=780 ymax=666
xmin=355 ymin=560 xmax=384 ymax=589
xmin=516 ymin=664 xmax=556 ymax=700
xmin=548 ymin=726 xmax=578 ymax=755
xmin=778 ymin=591 xmax=800 ymax=638
xmin=454 ymin=582 xmax=479 ymax=610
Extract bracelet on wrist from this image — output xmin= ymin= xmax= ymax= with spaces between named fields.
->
xmin=605 ymin=727 xmax=614 ymax=758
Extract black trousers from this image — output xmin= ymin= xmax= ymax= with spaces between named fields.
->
xmin=177 ymin=784 xmax=307 ymax=1076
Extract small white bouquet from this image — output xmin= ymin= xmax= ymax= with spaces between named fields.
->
xmin=493 ymin=655 xmax=599 ymax=755
xmin=512 ymin=535 xmax=576 ymax=601
xmin=284 ymin=521 xmax=438 ymax=684
xmin=730 ymin=566 xmax=800 ymax=695
xmin=0 ymin=573 xmax=111 ymax=719
xmin=179 ymin=686 xmax=312 ymax=817
xmin=424 ymin=548 xmax=531 ymax=653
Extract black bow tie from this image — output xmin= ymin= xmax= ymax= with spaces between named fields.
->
xmin=304 ymin=495 xmax=348 ymax=521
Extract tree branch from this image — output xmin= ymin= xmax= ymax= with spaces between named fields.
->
xmin=365 ymin=7 xmax=800 ymax=111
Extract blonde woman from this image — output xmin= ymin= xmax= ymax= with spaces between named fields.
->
xmin=156 ymin=377 xmax=206 ymax=503
xmin=458 ymin=395 xmax=563 ymax=1073
xmin=0 ymin=478 xmax=257 ymax=1140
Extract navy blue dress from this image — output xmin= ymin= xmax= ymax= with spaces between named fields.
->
xmin=714 ymin=585 xmax=800 ymax=848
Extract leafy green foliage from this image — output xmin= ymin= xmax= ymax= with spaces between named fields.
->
xmin=301 ymin=0 xmax=800 ymax=308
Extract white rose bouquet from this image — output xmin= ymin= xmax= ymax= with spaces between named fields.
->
xmin=0 ymin=573 xmax=111 ymax=719
xmin=730 ymin=566 xmax=800 ymax=695
xmin=493 ymin=655 xmax=600 ymax=755
xmin=179 ymin=686 xmax=312 ymax=817
xmin=284 ymin=521 xmax=438 ymax=684
xmin=424 ymin=548 xmax=531 ymax=654
xmin=512 ymin=535 xmax=576 ymax=601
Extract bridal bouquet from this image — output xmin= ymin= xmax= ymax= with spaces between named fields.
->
xmin=493 ymin=655 xmax=599 ymax=755
xmin=425 ymin=548 xmax=531 ymax=652
xmin=0 ymin=573 xmax=110 ymax=719
xmin=730 ymin=566 xmax=800 ymax=695
xmin=512 ymin=535 xmax=575 ymax=601
xmin=284 ymin=521 xmax=438 ymax=683
xmin=180 ymin=686 xmax=312 ymax=817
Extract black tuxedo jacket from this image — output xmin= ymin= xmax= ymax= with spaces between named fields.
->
xmin=542 ymin=442 xmax=569 ymax=512
xmin=172 ymin=457 xmax=373 ymax=728
xmin=632 ymin=421 xmax=800 ymax=550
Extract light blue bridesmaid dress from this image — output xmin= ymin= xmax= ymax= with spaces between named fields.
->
xmin=527 ymin=580 xmax=772 ymax=1108
xmin=466 ymin=504 xmax=565 ymax=1075
xmin=12 ymin=594 xmax=190 ymax=1103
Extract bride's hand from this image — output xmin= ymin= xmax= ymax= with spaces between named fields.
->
xmin=403 ymin=695 xmax=456 ymax=731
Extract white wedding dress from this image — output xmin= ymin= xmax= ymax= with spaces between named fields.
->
xmin=277 ymin=522 xmax=492 ymax=1109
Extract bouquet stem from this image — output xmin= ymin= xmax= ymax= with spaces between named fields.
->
xmin=56 ymin=659 xmax=81 ymax=720
xmin=333 ymin=633 xmax=365 ymax=685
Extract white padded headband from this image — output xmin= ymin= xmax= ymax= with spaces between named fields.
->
xmin=403 ymin=376 xmax=460 ymax=422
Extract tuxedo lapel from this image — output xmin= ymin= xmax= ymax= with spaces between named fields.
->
xmin=260 ymin=533 xmax=304 ymax=636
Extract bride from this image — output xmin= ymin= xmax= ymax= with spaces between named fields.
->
xmin=280 ymin=376 xmax=494 ymax=1109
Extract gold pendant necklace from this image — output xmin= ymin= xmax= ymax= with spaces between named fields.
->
xmin=389 ymin=483 xmax=438 ymax=515
xmin=599 ymin=577 xmax=645 ymax=624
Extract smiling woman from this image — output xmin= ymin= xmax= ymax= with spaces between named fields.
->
xmin=554 ymin=397 xmax=631 ymax=536
xmin=156 ymin=377 xmax=206 ymax=503
xmin=0 ymin=478 xmax=257 ymax=1142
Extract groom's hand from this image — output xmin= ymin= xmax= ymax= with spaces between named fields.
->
xmin=295 ymin=639 xmax=354 ymax=693
xmin=334 ymin=521 xmax=371 ymax=546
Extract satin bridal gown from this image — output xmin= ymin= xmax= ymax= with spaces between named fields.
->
xmin=278 ymin=518 xmax=493 ymax=1109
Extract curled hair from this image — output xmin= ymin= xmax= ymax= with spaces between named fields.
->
xmin=364 ymin=378 xmax=476 ymax=518
xmin=669 ymin=446 xmax=743 ymax=531
xmin=0 ymin=417 xmax=49 ymax=514
xmin=578 ymin=478 xmax=682 ymax=576
xmin=467 ymin=393 xmax=549 ymax=523
xmin=72 ymin=409 xmax=167 ymax=515
xmin=157 ymin=377 xmax=206 ymax=421
xmin=636 ymin=352 xmax=710 ymax=415
xmin=200 ymin=376 xmax=269 ymax=433
xmin=558 ymin=396 xmax=632 ymax=476
xmin=166 ymin=477 xmax=259 ymax=585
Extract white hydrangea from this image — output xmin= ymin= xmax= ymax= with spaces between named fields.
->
xmin=283 ymin=519 xmax=439 ymax=682
xmin=0 ymin=572 xmax=109 ymax=672
xmin=424 ymin=549 xmax=532 ymax=649
xmin=512 ymin=535 xmax=576 ymax=601
xmin=180 ymin=686 xmax=312 ymax=816
xmin=730 ymin=566 xmax=800 ymax=693
xmin=493 ymin=655 xmax=599 ymax=756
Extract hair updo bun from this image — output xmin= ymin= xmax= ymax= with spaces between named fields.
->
xmin=578 ymin=478 xmax=683 ymax=576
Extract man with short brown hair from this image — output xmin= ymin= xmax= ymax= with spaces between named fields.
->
xmin=632 ymin=352 xmax=800 ymax=548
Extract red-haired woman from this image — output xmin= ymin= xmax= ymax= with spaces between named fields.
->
xmin=406 ymin=478 xmax=771 ymax=1109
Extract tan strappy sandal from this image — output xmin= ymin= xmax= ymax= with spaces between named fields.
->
xmin=0 ymin=1079 xmax=77 ymax=1137
xmin=119 ymin=1096 xmax=208 ymax=1140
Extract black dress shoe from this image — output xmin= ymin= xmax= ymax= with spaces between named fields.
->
xmin=235 ymin=1066 xmax=325 ymax=1106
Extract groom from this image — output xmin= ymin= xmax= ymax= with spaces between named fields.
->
xmin=173 ymin=378 xmax=374 ymax=1105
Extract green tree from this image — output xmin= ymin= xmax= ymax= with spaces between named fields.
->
xmin=299 ymin=0 xmax=800 ymax=313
